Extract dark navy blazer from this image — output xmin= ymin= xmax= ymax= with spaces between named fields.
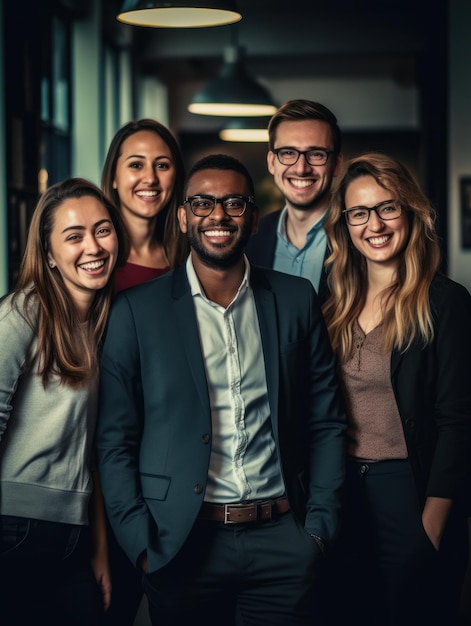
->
xmin=97 ymin=263 xmax=347 ymax=574
xmin=390 ymin=273 xmax=471 ymax=512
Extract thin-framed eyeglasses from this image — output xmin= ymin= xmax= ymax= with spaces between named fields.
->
xmin=272 ymin=147 xmax=333 ymax=166
xmin=184 ymin=194 xmax=254 ymax=217
xmin=342 ymin=200 xmax=403 ymax=226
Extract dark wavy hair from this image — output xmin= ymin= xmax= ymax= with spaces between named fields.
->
xmin=101 ymin=118 xmax=189 ymax=267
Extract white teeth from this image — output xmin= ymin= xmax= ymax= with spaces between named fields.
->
xmin=368 ymin=235 xmax=390 ymax=245
xmin=290 ymin=179 xmax=314 ymax=188
xmin=79 ymin=260 xmax=105 ymax=270
xmin=136 ymin=191 xmax=158 ymax=197
xmin=204 ymin=230 xmax=231 ymax=237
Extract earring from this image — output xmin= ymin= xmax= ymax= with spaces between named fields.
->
xmin=49 ymin=262 xmax=55 ymax=268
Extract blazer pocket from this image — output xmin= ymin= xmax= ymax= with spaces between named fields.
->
xmin=279 ymin=337 xmax=307 ymax=354
xmin=140 ymin=473 xmax=171 ymax=501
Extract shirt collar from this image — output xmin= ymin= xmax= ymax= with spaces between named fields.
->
xmin=186 ymin=254 xmax=250 ymax=304
xmin=277 ymin=205 xmax=328 ymax=241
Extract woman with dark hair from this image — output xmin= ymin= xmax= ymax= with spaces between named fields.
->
xmin=321 ymin=152 xmax=471 ymax=626
xmin=0 ymin=178 xmax=123 ymax=625
xmin=101 ymin=118 xmax=188 ymax=293
xmin=101 ymin=119 xmax=188 ymax=624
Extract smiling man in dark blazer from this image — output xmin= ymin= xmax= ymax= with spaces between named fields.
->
xmin=96 ymin=154 xmax=347 ymax=626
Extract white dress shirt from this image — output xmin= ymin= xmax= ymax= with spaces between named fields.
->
xmin=186 ymin=255 xmax=285 ymax=503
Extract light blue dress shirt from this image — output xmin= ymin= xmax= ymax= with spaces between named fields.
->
xmin=273 ymin=206 xmax=327 ymax=291
xmin=186 ymin=255 xmax=285 ymax=503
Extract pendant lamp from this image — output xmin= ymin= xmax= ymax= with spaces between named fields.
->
xmin=188 ymin=45 xmax=277 ymax=117
xmin=219 ymin=117 xmax=270 ymax=142
xmin=117 ymin=1 xmax=242 ymax=28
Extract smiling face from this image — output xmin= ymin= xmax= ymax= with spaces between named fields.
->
xmin=112 ymin=130 xmax=176 ymax=223
xmin=344 ymin=175 xmax=410 ymax=269
xmin=178 ymin=168 xmax=258 ymax=271
xmin=267 ymin=119 xmax=341 ymax=214
xmin=47 ymin=196 xmax=118 ymax=314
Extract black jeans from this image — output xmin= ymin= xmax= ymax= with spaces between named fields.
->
xmin=0 ymin=515 xmax=105 ymax=626
xmin=317 ymin=459 xmax=469 ymax=626
xmin=103 ymin=515 xmax=143 ymax=626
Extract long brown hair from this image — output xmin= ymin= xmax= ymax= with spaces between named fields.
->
xmin=323 ymin=152 xmax=441 ymax=361
xmin=13 ymin=178 xmax=125 ymax=387
xmin=101 ymin=118 xmax=189 ymax=267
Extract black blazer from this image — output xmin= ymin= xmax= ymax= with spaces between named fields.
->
xmin=390 ymin=273 xmax=471 ymax=512
xmin=96 ymin=263 xmax=347 ymax=573
xmin=245 ymin=209 xmax=330 ymax=303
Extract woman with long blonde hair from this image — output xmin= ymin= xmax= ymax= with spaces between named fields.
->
xmin=321 ymin=153 xmax=471 ymax=626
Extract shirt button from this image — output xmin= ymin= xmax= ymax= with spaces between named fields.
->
xmin=202 ymin=434 xmax=210 ymax=444
xmin=194 ymin=484 xmax=203 ymax=494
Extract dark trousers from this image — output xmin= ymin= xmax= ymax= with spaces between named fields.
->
xmin=103 ymin=517 xmax=143 ymax=626
xmin=0 ymin=515 xmax=105 ymax=626
xmin=143 ymin=510 xmax=322 ymax=626
xmin=318 ymin=459 xmax=469 ymax=626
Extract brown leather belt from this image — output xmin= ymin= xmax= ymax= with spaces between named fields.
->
xmin=198 ymin=497 xmax=290 ymax=524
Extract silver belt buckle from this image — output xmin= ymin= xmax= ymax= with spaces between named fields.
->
xmin=224 ymin=502 xmax=242 ymax=524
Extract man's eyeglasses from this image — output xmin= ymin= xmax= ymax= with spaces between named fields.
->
xmin=184 ymin=195 xmax=254 ymax=217
xmin=272 ymin=147 xmax=333 ymax=166
xmin=342 ymin=200 xmax=403 ymax=226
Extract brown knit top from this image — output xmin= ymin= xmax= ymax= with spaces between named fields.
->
xmin=340 ymin=320 xmax=408 ymax=461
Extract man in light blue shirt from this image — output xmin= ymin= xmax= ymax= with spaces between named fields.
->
xmin=246 ymin=99 xmax=343 ymax=302
xmin=274 ymin=205 xmax=327 ymax=293
xmin=97 ymin=153 xmax=347 ymax=626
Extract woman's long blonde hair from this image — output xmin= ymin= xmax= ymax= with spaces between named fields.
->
xmin=13 ymin=178 xmax=125 ymax=387
xmin=322 ymin=152 xmax=441 ymax=362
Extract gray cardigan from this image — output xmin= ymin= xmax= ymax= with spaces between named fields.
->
xmin=0 ymin=291 xmax=97 ymax=525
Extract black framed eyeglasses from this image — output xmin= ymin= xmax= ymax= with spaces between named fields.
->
xmin=342 ymin=200 xmax=403 ymax=226
xmin=272 ymin=147 xmax=333 ymax=166
xmin=184 ymin=194 xmax=254 ymax=217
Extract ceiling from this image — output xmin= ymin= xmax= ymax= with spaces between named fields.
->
xmin=107 ymin=1 xmax=437 ymax=78
xmin=103 ymin=0 xmax=447 ymax=139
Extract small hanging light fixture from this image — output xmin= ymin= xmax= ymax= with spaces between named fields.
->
xmin=188 ymin=45 xmax=277 ymax=117
xmin=219 ymin=117 xmax=271 ymax=142
xmin=117 ymin=1 xmax=242 ymax=28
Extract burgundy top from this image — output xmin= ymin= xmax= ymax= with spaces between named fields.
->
xmin=114 ymin=262 xmax=170 ymax=294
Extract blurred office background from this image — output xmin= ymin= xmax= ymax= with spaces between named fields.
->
xmin=2 ymin=0 xmax=471 ymax=297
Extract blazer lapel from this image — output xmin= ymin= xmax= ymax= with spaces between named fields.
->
xmin=251 ymin=267 xmax=280 ymax=435
xmin=391 ymin=348 xmax=403 ymax=378
xmin=171 ymin=265 xmax=211 ymax=415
